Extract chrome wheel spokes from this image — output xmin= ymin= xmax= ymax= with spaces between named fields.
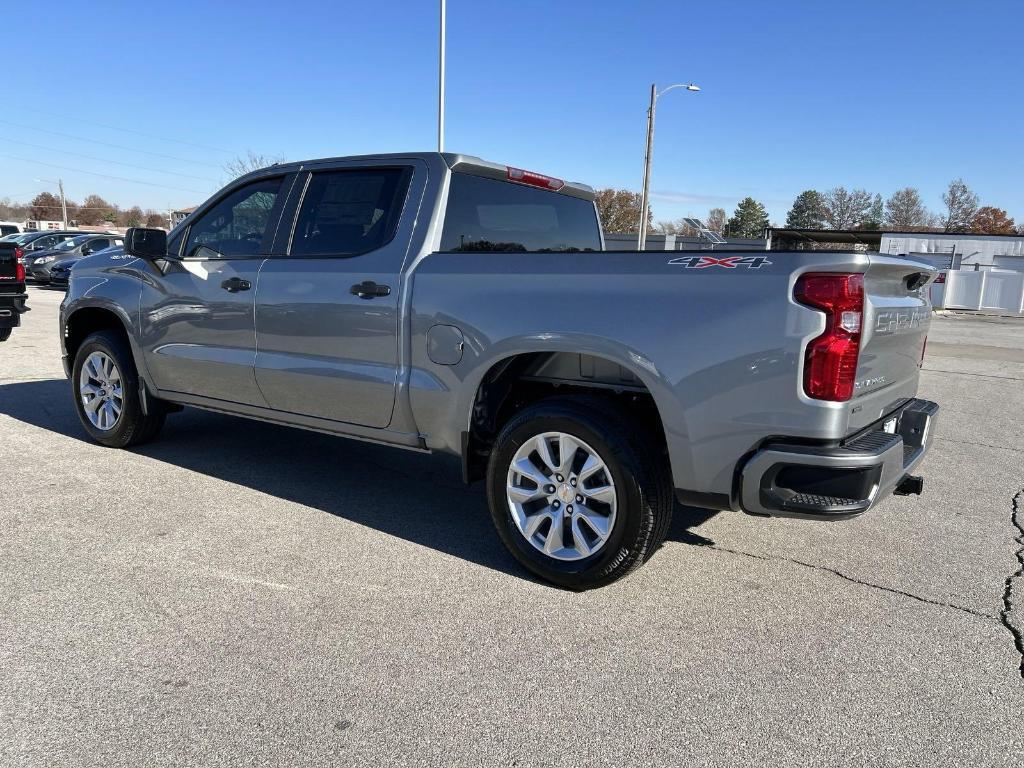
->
xmin=506 ymin=431 xmax=618 ymax=561
xmin=79 ymin=351 xmax=123 ymax=431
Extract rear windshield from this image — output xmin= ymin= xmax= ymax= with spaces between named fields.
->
xmin=440 ymin=173 xmax=600 ymax=253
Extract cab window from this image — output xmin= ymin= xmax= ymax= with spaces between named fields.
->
xmin=184 ymin=177 xmax=283 ymax=259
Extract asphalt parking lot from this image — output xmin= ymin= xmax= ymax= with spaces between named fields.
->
xmin=1 ymin=287 xmax=1022 ymax=767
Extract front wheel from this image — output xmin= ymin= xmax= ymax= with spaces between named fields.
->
xmin=0 ymin=327 xmax=10 ymax=342
xmin=71 ymin=330 xmax=165 ymax=448
xmin=486 ymin=397 xmax=673 ymax=590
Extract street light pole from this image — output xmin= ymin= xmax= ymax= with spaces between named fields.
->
xmin=637 ymin=82 xmax=701 ymax=250
xmin=438 ymin=0 xmax=446 ymax=152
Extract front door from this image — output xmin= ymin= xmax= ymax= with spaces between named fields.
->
xmin=254 ymin=163 xmax=422 ymax=428
xmin=140 ymin=175 xmax=289 ymax=406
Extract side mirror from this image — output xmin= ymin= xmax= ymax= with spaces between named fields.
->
xmin=124 ymin=227 xmax=167 ymax=259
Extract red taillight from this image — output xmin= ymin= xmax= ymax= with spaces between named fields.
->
xmin=13 ymin=247 xmax=25 ymax=282
xmin=506 ymin=166 xmax=565 ymax=191
xmin=794 ymin=272 xmax=864 ymax=401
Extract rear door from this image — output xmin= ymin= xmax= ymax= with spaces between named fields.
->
xmin=254 ymin=161 xmax=424 ymax=428
xmin=848 ymin=255 xmax=935 ymax=429
xmin=139 ymin=175 xmax=291 ymax=405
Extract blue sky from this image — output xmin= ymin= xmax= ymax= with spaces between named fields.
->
xmin=2 ymin=0 xmax=1021 ymax=226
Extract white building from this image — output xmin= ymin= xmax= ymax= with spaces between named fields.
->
xmin=879 ymin=232 xmax=1024 ymax=272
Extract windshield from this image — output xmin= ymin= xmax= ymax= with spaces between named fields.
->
xmin=56 ymin=236 xmax=90 ymax=251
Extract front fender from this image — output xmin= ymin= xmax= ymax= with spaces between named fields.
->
xmin=61 ymin=264 xmax=149 ymax=385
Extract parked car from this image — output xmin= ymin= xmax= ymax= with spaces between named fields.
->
xmin=29 ymin=234 xmax=123 ymax=284
xmin=59 ymin=152 xmax=939 ymax=589
xmin=50 ymin=247 xmax=123 ymax=288
xmin=0 ymin=222 xmax=21 ymax=237
xmin=0 ymin=242 xmax=28 ymax=342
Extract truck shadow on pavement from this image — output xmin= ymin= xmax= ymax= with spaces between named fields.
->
xmin=0 ymin=379 xmax=719 ymax=579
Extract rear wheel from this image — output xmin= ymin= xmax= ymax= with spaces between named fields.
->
xmin=71 ymin=330 xmax=165 ymax=448
xmin=486 ymin=397 xmax=673 ymax=589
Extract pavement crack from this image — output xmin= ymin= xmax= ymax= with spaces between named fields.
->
xmin=701 ymin=543 xmax=998 ymax=621
xmin=999 ymin=489 xmax=1024 ymax=680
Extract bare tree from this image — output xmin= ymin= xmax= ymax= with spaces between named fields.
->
xmin=223 ymin=151 xmax=285 ymax=181
xmin=884 ymin=188 xmax=930 ymax=230
xmin=942 ymin=178 xmax=979 ymax=232
xmin=706 ymin=207 xmax=726 ymax=235
xmin=820 ymin=187 xmax=874 ymax=229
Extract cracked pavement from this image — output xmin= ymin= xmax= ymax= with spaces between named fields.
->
xmin=1 ymin=288 xmax=1023 ymax=767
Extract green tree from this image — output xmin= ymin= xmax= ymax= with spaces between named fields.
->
xmin=785 ymin=190 xmax=825 ymax=229
xmin=594 ymin=188 xmax=651 ymax=233
xmin=942 ymin=178 xmax=979 ymax=232
xmin=724 ymin=197 xmax=769 ymax=238
xmin=861 ymin=194 xmax=884 ymax=230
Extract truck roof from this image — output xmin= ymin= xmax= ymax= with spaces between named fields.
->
xmin=246 ymin=152 xmax=597 ymax=202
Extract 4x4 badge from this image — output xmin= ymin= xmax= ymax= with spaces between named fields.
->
xmin=668 ymin=255 xmax=773 ymax=269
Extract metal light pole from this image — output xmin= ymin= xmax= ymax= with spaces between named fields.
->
xmin=637 ymin=82 xmax=700 ymax=249
xmin=438 ymin=0 xmax=446 ymax=152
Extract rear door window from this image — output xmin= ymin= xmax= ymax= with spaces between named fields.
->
xmin=440 ymin=173 xmax=601 ymax=252
xmin=289 ymin=168 xmax=411 ymax=257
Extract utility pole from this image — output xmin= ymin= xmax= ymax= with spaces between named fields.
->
xmin=57 ymin=179 xmax=68 ymax=228
xmin=438 ymin=0 xmax=446 ymax=152
xmin=638 ymin=84 xmax=656 ymax=250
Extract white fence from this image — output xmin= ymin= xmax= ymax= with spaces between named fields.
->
xmin=932 ymin=269 xmax=1024 ymax=315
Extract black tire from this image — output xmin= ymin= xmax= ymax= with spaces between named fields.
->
xmin=71 ymin=330 xmax=166 ymax=448
xmin=486 ymin=396 xmax=673 ymax=590
xmin=0 ymin=327 xmax=10 ymax=342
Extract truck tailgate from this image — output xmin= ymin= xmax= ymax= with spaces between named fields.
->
xmin=847 ymin=254 xmax=934 ymax=431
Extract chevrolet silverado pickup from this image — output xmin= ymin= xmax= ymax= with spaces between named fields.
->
xmin=58 ymin=152 xmax=938 ymax=589
xmin=0 ymin=241 xmax=28 ymax=342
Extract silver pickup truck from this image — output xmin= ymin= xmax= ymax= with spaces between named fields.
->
xmin=59 ymin=152 xmax=938 ymax=589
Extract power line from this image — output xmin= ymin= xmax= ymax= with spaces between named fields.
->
xmin=0 ymin=137 xmax=219 ymax=183
xmin=0 ymin=119 xmax=223 ymax=169
xmin=0 ymin=153 xmax=207 ymax=194
xmin=17 ymin=109 xmax=234 ymax=154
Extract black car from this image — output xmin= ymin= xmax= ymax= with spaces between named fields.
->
xmin=29 ymin=234 xmax=123 ymax=284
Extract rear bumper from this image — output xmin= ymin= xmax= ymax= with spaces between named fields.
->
xmin=0 ymin=290 xmax=28 ymax=329
xmin=739 ymin=398 xmax=939 ymax=519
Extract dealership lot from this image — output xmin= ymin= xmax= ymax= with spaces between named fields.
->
xmin=1 ymin=288 xmax=1022 ymax=767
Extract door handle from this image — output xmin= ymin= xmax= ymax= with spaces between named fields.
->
xmin=221 ymin=277 xmax=251 ymax=293
xmin=350 ymin=281 xmax=391 ymax=299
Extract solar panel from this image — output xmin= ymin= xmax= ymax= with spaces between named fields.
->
xmin=682 ymin=218 xmax=726 ymax=244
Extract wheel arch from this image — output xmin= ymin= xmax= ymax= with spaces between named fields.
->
xmin=460 ymin=346 xmax=679 ymax=485
xmin=63 ymin=302 xmax=151 ymax=388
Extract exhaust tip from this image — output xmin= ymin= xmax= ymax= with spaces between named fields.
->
xmin=894 ymin=474 xmax=925 ymax=496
